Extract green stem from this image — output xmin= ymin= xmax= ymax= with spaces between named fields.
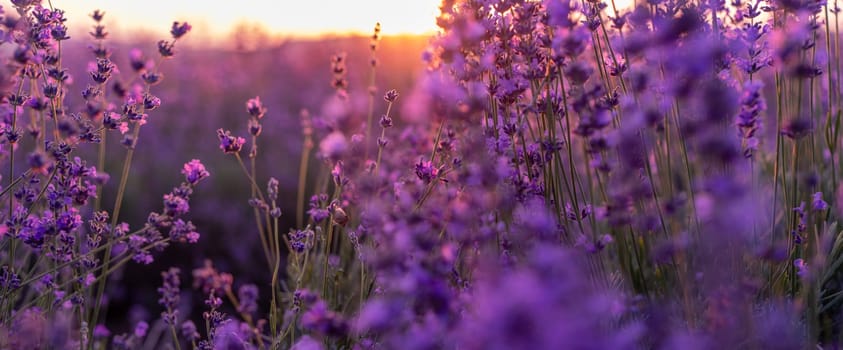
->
xmin=90 ymin=121 xmax=141 ymax=332
xmin=169 ymin=320 xmax=183 ymax=350
xmin=296 ymin=139 xmax=312 ymax=229
xmin=234 ymin=153 xmax=273 ymax=270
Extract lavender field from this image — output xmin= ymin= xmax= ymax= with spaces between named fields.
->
xmin=1 ymin=0 xmax=843 ymax=349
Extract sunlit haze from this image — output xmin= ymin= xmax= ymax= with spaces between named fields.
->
xmin=55 ymin=0 xmax=443 ymax=41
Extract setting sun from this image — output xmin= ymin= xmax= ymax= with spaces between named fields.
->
xmin=57 ymin=0 xmax=442 ymax=40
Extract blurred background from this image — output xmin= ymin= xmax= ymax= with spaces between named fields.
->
xmin=58 ymin=0 xmax=441 ymax=41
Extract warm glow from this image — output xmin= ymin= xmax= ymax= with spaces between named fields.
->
xmin=55 ymin=0 xmax=443 ymax=40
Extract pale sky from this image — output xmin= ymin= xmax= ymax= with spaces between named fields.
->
xmin=49 ymin=0 xmax=442 ymax=41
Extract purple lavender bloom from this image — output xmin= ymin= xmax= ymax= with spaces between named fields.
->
xmin=546 ymin=0 xmax=575 ymax=27
xmin=301 ymin=300 xmax=348 ymax=337
xmin=236 ymin=284 xmax=259 ymax=315
xmin=212 ymin=321 xmax=255 ymax=350
xmin=163 ymin=193 xmax=190 ymax=217
xmin=793 ymin=202 xmax=807 ymax=234
xmin=8 ymin=94 xmax=27 ymax=106
xmin=129 ymin=48 xmax=148 ymax=72
xmin=289 ymin=227 xmax=314 ymax=253
xmin=812 ymin=192 xmax=828 ymax=211
xmin=291 ymin=335 xmax=324 ymax=350
xmin=133 ymin=321 xmax=149 ymax=338
xmin=93 ymin=324 xmax=110 ymax=339
xmin=781 ymin=117 xmax=813 ymax=140
xmin=308 ymin=195 xmax=330 ymax=222
xmin=513 ymin=199 xmax=558 ymax=241
xmin=141 ymin=71 xmax=163 ymax=85
xmin=181 ymin=320 xmax=200 ymax=343
xmin=248 ymin=119 xmax=262 ymax=136
xmin=158 ymin=267 xmax=181 ymax=325
xmin=170 ymin=21 xmax=192 ymax=39
xmin=414 ymin=158 xmax=439 ymax=183
xmin=246 ymin=96 xmax=266 ymax=119
xmin=143 ymin=93 xmax=161 ymax=110
xmin=217 ymin=128 xmax=246 ymax=154
xmin=384 ymin=89 xmax=399 ymax=103
xmin=157 ymin=40 xmax=175 ymax=57
xmin=27 ymin=151 xmax=50 ymax=175
xmin=205 ymin=292 xmax=223 ymax=309
xmin=794 ymin=258 xmax=808 ymax=277
xmin=736 ymin=81 xmax=765 ymax=157
xmin=90 ymin=58 xmax=114 ymax=83
xmin=23 ymin=95 xmax=44 ymax=110
xmin=0 ymin=265 xmax=21 ymax=290
xmin=455 ymin=247 xmax=641 ymax=349
xmin=354 ymin=299 xmax=403 ymax=333
xmin=379 ymin=114 xmax=393 ymax=128
xmin=128 ymin=235 xmax=154 ymax=264
xmin=267 ymin=177 xmax=279 ymax=201
xmin=170 ymin=219 xmax=200 ymax=243
xmin=319 ymin=131 xmax=349 ymax=161
xmin=192 ymin=260 xmax=234 ymax=296
xmin=90 ymin=9 xmax=105 ymax=22
xmin=2 ymin=308 xmax=46 ymax=348
xmin=181 ymin=159 xmax=210 ymax=185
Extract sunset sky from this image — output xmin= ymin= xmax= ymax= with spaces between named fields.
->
xmin=54 ymin=0 xmax=443 ymax=40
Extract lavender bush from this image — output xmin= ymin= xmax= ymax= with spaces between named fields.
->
xmin=0 ymin=1 xmax=209 ymax=348
xmin=2 ymin=0 xmax=843 ymax=349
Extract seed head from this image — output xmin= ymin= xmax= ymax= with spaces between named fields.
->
xmin=384 ymin=89 xmax=399 ymax=103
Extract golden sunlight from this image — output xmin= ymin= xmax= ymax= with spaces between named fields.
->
xmin=56 ymin=0 xmax=443 ymax=39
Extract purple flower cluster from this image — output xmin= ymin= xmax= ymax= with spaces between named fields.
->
xmin=0 ymin=3 xmax=208 ymax=348
xmin=217 ymin=128 xmax=246 ymax=154
xmin=157 ymin=267 xmax=181 ymax=325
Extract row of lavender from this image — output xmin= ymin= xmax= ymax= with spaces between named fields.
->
xmin=1 ymin=0 xmax=843 ymax=348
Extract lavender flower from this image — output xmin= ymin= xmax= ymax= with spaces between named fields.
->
xmin=781 ymin=117 xmax=813 ymax=139
xmin=0 ymin=266 xmax=21 ymax=291
xmin=291 ymin=336 xmax=324 ymax=350
xmin=794 ymin=259 xmax=808 ymax=277
xmin=212 ymin=321 xmax=255 ymax=350
xmin=157 ymin=40 xmax=175 ymax=57
xmin=181 ymin=320 xmax=200 ymax=343
xmin=384 ymin=89 xmax=399 ymax=102
xmin=301 ymin=300 xmax=348 ymax=337
xmin=736 ymin=81 xmax=765 ymax=158
xmin=170 ymin=21 xmax=192 ymax=39
xmin=812 ymin=192 xmax=828 ymax=211
xmin=181 ymin=159 xmax=210 ymax=185
xmin=158 ymin=267 xmax=181 ymax=325
xmin=267 ymin=177 xmax=279 ymax=201
xmin=93 ymin=324 xmax=110 ymax=340
xmin=236 ymin=284 xmax=259 ymax=315
xmin=192 ymin=260 xmax=234 ymax=296
xmin=170 ymin=219 xmax=200 ymax=243
xmin=289 ymin=227 xmax=314 ymax=253
xmin=319 ymin=131 xmax=349 ymax=160
xmin=246 ymin=96 xmax=266 ymax=119
xmin=217 ymin=128 xmax=246 ymax=154
xmin=134 ymin=321 xmax=148 ymax=338
xmin=414 ymin=158 xmax=439 ymax=183
xmin=379 ymin=114 xmax=393 ymax=128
